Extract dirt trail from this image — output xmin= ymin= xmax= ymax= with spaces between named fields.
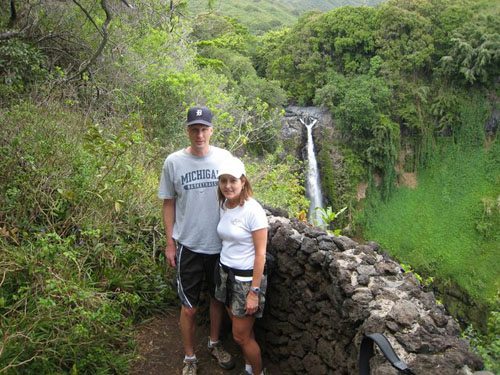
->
xmin=130 ymin=308 xmax=279 ymax=375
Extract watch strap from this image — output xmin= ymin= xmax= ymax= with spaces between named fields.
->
xmin=250 ymin=286 xmax=261 ymax=294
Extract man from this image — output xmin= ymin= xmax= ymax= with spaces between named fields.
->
xmin=158 ymin=106 xmax=235 ymax=375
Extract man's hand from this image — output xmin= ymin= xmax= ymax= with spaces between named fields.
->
xmin=162 ymin=199 xmax=176 ymax=267
xmin=165 ymin=242 xmax=176 ymax=267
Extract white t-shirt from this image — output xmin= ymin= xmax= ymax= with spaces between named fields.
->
xmin=217 ymin=198 xmax=268 ymax=270
xmin=158 ymin=146 xmax=232 ymax=254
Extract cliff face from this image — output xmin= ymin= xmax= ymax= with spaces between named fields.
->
xmin=281 ymin=106 xmax=335 ymax=159
xmin=256 ymin=214 xmax=484 ymax=374
xmin=281 ymin=106 xmax=357 ymax=231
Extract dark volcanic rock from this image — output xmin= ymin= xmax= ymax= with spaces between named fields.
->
xmin=256 ymin=215 xmax=484 ymax=374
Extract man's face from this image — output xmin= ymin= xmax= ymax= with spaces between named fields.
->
xmin=187 ymin=124 xmax=213 ymax=151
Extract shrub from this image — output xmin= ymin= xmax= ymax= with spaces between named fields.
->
xmin=0 ymin=101 xmax=175 ymax=373
xmin=246 ymin=153 xmax=309 ymax=217
xmin=0 ymin=40 xmax=47 ymax=88
xmin=463 ymin=309 xmax=500 ymax=373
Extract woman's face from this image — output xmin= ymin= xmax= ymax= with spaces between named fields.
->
xmin=219 ymin=175 xmax=244 ymax=203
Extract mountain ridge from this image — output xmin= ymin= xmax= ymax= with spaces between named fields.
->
xmin=188 ymin=0 xmax=386 ymax=34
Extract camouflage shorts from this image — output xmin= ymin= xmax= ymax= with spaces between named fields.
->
xmin=215 ymin=265 xmax=267 ymax=318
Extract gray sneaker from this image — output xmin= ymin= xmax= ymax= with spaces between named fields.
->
xmin=182 ymin=358 xmax=198 ymax=375
xmin=207 ymin=338 xmax=235 ymax=370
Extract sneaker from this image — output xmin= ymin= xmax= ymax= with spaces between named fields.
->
xmin=182 ymin=358 xmax=198 ymax=375
xmin=207 ymin=338 xmax=235 ymax=370
xmin=239 ymin=369 xmax=268 ymax=375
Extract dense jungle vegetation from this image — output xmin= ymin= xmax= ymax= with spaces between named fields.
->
xmin=0 ymin=0 xmax=498 ymax=373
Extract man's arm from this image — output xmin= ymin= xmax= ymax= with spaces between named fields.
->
xmin=163 ymin=198 xmax=176 ymax=267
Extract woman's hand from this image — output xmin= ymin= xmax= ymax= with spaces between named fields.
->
xmin=245 ymin=291 xmax=259 ymax=315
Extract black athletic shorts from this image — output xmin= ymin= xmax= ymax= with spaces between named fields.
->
xmin=176 ymin=244 xmax=219 ymax=308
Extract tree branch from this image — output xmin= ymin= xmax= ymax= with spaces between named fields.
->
xmin=66 ymin=0 xmax=112 ymax=81
xmin=72 ymin=0 xmax=103 ymax=36
xmin=121 ymin=0 xmax=134 ymax=9
xmin=10 ymin=0 xmax=17 ymax=24
xmin=0 ymin=1 xmax=38 ymax=41
xmin=0 ymin=30 xmax=22 ymax=41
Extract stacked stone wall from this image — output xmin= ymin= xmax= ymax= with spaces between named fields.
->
xmin=255 ymin=215 xmax=485 ymax=374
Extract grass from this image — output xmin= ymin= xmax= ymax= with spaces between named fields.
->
xmin=363 ymin=141 xmax=499 ymax=305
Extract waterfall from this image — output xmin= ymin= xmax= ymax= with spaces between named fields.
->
xmin=301 ymin=116 xmax=324 ymax=225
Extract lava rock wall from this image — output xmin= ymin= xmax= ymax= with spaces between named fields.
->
xmin=256 ymin=215 xmax=484 ymax=375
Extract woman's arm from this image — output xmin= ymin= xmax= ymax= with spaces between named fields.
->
xmin=246 ymin=227 xmax=267 ymax=315
xmin=251 ymin=228 xmax=267 ymax=288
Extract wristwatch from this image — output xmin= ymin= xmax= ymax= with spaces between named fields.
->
xmin=250 ymin=286 xmax=261 ymax=294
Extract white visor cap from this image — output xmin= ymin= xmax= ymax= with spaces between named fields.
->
xmin=217 ymin=157 xmax=246 ymax=179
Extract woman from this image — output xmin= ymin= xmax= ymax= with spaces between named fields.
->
xmin=215 ymin=157 xmax=268 ymax=375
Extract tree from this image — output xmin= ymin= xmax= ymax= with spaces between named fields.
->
xmin=260 ymin=7 xmax=378 ymax=104
xmin=252 ymin=27 xmax=289 ymax=77
xmin=375 ymin=1 xmax=435 ymax=74
xmin=316 ymin=73 xmax=399 ymax=175
xmin=440 ymin=15 xmax=500 ymax=84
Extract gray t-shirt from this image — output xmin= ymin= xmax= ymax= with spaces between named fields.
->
xmin=158 ymin=146 xmax=232 ymax=254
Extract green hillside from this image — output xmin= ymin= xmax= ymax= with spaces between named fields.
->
xmin=364 ymin=140 xmax=499 ymax=307
xmin=362 ymin=127 xmax=499 ymax=372
xmin=189 ymin=0 xmax=385 ymax=34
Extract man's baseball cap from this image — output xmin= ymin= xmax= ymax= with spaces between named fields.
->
xmin=186 ymin=106 xmax=213 ymax=127
xmin=217 ymin=157 xmax=246 ymax=179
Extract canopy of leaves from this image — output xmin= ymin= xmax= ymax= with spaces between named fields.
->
xmin=259 ymin=7 xmax=379 ymax=104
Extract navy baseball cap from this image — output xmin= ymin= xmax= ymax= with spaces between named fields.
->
xmin=186 ymin=106 xmax=213 ymax=127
